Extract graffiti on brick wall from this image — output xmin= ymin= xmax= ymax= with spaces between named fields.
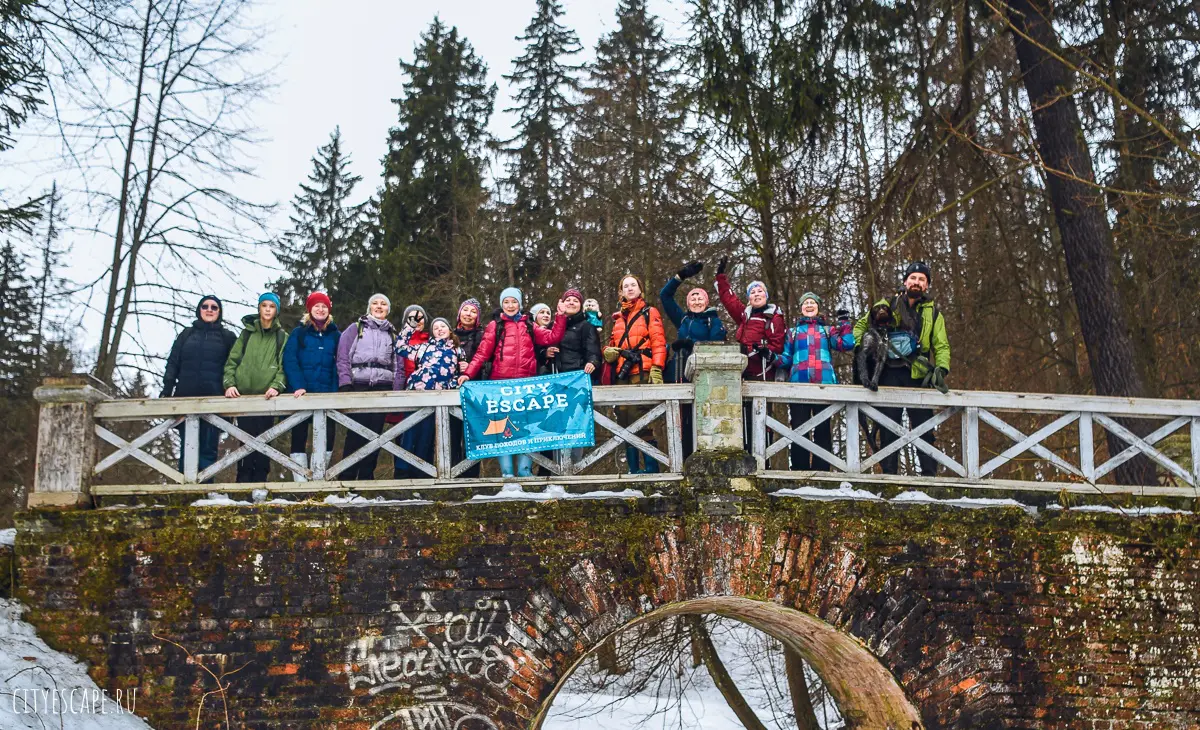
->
xmin=345 ymin=593 xmax=517 ymax=698
xmin=369 ymin=687 xmax=499 ymax=730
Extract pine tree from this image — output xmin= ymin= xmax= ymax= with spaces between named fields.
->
xmin=378 ymin=19 xmax=496 ymax=314
xmin=570 ymin=0 xmax=714 ymax=310
xmin=0 ymin=241 xmax=39 ymax=399
xmin=502 ymin=0 xmax=581 ymax=301
xmin=274 ymin=128 xmax=368 ymax=316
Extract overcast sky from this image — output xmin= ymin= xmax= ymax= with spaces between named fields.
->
xmin=5 ymin=0 xmax=688 ymax=377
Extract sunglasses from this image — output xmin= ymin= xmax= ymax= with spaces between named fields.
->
xmin=200 ymin=304 xmax=219 ymax=312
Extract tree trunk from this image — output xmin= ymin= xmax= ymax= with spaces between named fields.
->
xmin=1005 ymin=0 xmax=1153 ymax=485
xmin=785 ymin=648 xmax=821 ymax=730
xmin=687 ymin=616 xmax=768 ymax=730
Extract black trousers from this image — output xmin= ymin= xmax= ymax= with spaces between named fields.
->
xmin=877 ymin=367 xmax=937 ymax=476
xmin=789 ymin=403 xmax=832 ymax=471
xmin=235 ymin=415 xmax=275 ymax=483
xmin=341 ymin=383 xmax=392 ymax=480
xmin=681 ymin=402 xmax=695 ymax=461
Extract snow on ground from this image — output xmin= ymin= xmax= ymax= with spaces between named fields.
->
xmin=891 ymin=490 xmax=1037 ymax=514
xmin=543 ymin=620 xmax=845 ymax=730
xmin=469 ymin=483 xmax=645 ymax=502
xmin=0 ymin=599 xmax=153 ymax=729
xmin=0 ymin=529 xmax=15 ymax=547
xmin=1049 ymin=504 xmax=1194 ymax=516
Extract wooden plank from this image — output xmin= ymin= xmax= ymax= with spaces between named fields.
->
xmin=91 ymin=472 xmax=685 ymax=497
xmin=752 ymin=397 xmax=767 ymax=470
xmin=183 ymin=415 xmax=199 ymax=482
xmin=1092 ymin=414 xmax=1193 ymax=485
xmin=665 ymin=399 xmax=683 ymax=473
xmin=577 ymin=406 xmax=669 ymax=471
xmin=529 ymin=452 xmax=565 ymax=476
xmin=763 ymin=414 xmax=849 ymax=472
xmin=310 ymin=410 xmax=327 ymax=480
xmin=743 ymin=381 xmax=1200 ymax=418
xmin=757 ymin=471 xmax=1200 ymax=498
xmin=844 ymin=403 xmax=861 ymax=473
xmin=978 ymin=410 xmax=1081 ymax=478
xmin=325 ymin=409 xmax=436 ymax=479
xmin=859 ymin=405 xmax=966 ymax=476
xmin=963 ymin=406 xmax=980 ymax=480
xmin=1079 ymin=413 xmax=1095 ymax=481
xmin=199 ymin=411 xmax=312 ymax=482
xmin=94 ymin=417 xmax=182 ymax=475
xmin=94 ymin=422 xmax=186 ymax=483
xmin=762 ymin=404 xmax=843 ymax=462
xmin=435 ymin=406 xmax=452 ymax=480
xmin=1193 ymin=418 xmax=1200 ymax=492
xmin=95 ymin=384 xmax=694 ymax=420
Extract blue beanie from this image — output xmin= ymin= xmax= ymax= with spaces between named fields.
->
xmin=499 ymin=286 xmax=523 ymax=310
xmin=746 ymin=281 xmax=768 ymax=299
xmin=258 ymin=292 xmax=281 ymax=310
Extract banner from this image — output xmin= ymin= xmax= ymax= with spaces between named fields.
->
xmin=461 ymin=371 xmax=595 ymax=460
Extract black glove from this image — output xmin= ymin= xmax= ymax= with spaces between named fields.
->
xmin=716 ymin=256 xmax=729 ymax=275
xmin=671 ymin=338 xmax=694 ymax=352
xmin=677 ymin=261 xmax=703 ymax=280
xmin=158 ymin=390 xmax=170 ymax=399
xmin=620 ymin=349 xmax=640 ymax=362
xmin=836 ymin=308 xmax=851 ymax=323
xmin=338 ymin=384 xmax=351 ymax=393
xmin=755 ymin=345 xmax=774 ymax=362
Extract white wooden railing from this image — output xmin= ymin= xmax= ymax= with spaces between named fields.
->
xmin=746 ymin=382 xmax=1200 ymax=498
xmin=87 ymin=385 xmax=692 ymax=496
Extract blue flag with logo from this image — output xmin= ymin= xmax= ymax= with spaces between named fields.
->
xmin=461 ymin=371 xmax=595 ymax=460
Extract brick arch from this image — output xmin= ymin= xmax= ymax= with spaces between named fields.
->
xmin=528 ymin=595 xmax=922 ymax=730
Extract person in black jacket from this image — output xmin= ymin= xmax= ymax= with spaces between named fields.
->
xmin=554 ymin=288 xmax=602 ymax=377
xmin=452 ymin=298 xmax=485 ymax=478
xmin=161 ymin=295 xmax=237 ymax=476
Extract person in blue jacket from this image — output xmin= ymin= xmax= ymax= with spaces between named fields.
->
xmin=777 ymin=292 xmax=855 ymax=471
xmin=660 ymin=260 xmax=727 ymax=458
xmin=282 ymin=291 xmax=341 ymax=480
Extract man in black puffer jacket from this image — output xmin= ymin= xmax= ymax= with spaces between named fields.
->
xmin=161 ymin=295 xmax=237 ymax=476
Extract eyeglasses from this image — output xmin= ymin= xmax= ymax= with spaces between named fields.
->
xmin=200 ymin=304 xmax=219 ymax=312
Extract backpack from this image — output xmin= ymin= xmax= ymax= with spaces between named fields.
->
xmin=490 ymin=310 xmax=537 ymax=363
xmin=236 ymin=325 xmax=286 ymax=362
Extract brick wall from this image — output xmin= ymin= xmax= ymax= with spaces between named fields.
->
xmin=14 ymin=492 xmax=1200 ymax=729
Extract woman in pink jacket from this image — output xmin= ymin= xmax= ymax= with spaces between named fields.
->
xmin=458 ymin=286 xmax=566 ymax=477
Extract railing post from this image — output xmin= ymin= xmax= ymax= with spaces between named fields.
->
xmin=29 ymin=375 xmax=112 ymax=508
xmin=690 ymin=343 xmax=749 ymax=453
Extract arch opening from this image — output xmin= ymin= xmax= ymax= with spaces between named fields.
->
xmin=533 ymin=596 xmax=922 ymax=730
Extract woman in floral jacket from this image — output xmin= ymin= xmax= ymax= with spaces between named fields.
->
xmin=397 ymin=317 xmax=462 ymax=391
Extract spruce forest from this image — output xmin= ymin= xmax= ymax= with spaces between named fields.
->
xmin=2 ymin=0 xmax=1200 ymax=511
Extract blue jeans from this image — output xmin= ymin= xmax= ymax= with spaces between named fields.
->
xmin=178 ymin=421 xmax=219 ymax=482
xmin=497 ymin=453 xmax=533 ymax=477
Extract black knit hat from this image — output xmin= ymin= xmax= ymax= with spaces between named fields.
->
xmin=195 ymin=294 xmax=223 ymax=320
xmin=903 ymin=261 xmax=932 ymax=282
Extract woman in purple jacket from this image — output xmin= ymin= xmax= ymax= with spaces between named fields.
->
xmin=336 ymin=293 xmax=403 ymax=480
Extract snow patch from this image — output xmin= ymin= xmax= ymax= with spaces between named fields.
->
xmin=322 ymin=492 xmax=430 ymax=506
xmin=470 ymin=483 xmax=645 ymax=502
xmin=1064 ymin=504 xmax=1193 ymax=516
xmin=773 ymin=483 xmax=883 ymax=501
xmin=190 ymin=492 xmax=250 ymax=506
xmin=891 ymin=490 xmax=1036 ymax=514
xmin=0 ymin=598 xmax=153 ymax=728
xmin=0 ymin=528 xmax=15 ymax=546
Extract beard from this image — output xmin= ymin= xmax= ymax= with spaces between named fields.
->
xmin=906 ymin=285 xmax=925 ymax=297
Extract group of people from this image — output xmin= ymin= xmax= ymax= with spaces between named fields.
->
xmin=159 ymin=258 xmax=950 ymax=482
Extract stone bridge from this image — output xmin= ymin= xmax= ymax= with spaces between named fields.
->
xmin=15 ymin=472 xmax=1200 ymax=729
xmin=12 ymin=345 xmax=1200 ymax=728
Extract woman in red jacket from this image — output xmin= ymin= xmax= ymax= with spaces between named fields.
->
xmin=459 ymin=286 xmax=566 ymax=477
xmin=714 ymin=256 xmax=786 ymax=448
xmin=602 ymin=274 xmax=668 ymax=474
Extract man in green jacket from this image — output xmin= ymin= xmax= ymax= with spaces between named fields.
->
xmin=223 ymin=292 xmax=288 ymax=483
xmin=853 ymin=261 xmax=951 ymax=476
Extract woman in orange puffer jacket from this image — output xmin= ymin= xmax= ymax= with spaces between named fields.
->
xmin=602 ymin=274 xmax=668 ymax=474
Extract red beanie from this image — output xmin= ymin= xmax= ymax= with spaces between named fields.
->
xmin=306 ymin=291 xmax=332 ymax=313
xmin=561 ymin=288 xmax=584 ymax=303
